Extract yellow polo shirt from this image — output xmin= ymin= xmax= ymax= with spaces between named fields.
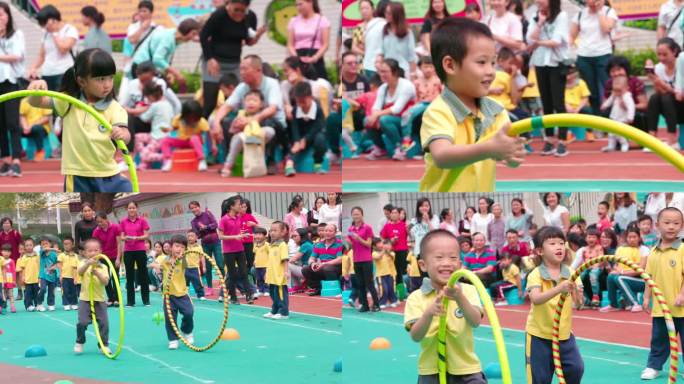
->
xmin=78 ymin=258 xmax=108 ymax=302
xmin=16 ymin=254 xmax=40 ymax=284
xmin=521 ymin=68 xmax=540 ymax=98
xmin=525 ymin=264 xmax=581 ymax=340
xmin=404 ymin=279 xmax=482 ymax=375
xmin=489 ymin=71 xmax=515 ymax=111
xmin=186 ymin=245 xmax=205 ymax=269
xmin=161 ymin=256 xmax=188 ymax=297
xmin=254 ymin=242 xmax=270 ymax=268
xmin=373 ymin=251 xmax=394 ymax=277
xmin=266 ymin=240 xmax=288 ymax=286
xmin=564 ymin=79 xmax=590 ymax=110
xmin=58 ymin=252 xmax=79 ymax=279
xmin=54 ymin=97 xmax=127 ymax=177
xmin=171 ymin=116 xmax=209 ymax=140
xmin=342 ymin=250 xmax=355 ymax=276
xmin=419 ymin=90 xmax=508 ymax=192
xmin=646 ymin=240 xmax=684 ymax=318
xmin=615 ymin=246 xmax=645 ymax=273
xmin=407 ymin=252 xmax=421 ymax=277
xmin=502 ymin=264 xmax=520 ymax=285
xmin=20 ymin=98 xmax=52 ymax=133
xmin=74 ymin=257 xmax=86 ymax=285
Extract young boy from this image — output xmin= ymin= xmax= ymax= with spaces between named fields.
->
xmin=75 ymin=239 xmax=111 ymax=355
xmin=263 ymin=221 xmax=289 ymax=320
xmin=563 ymin=65 xmax=592 ymax=144
xmin=185 ymin=231 xmax=206 ymax=301
xmin=288 ymin=82 xmax=328 ymax=176
xmin=596 ymin=201 xmax=613 ymax=233
xmin=404 ymin=229 xmax=485 ymax=384
xmin=374 ymin=238 xmax=398 ymax=309
xmin=640 ymin=207 xmax=684 ymax=380
xmin=37 ymin=237 xmax=58 ymax=312
xmin=16 ymin=238 xmax=40 ymax=311
xmin=253 ymin=227 xmax=270 ymax=297
xmin=406 ymin=249 xmax=422 ymax=293
xmin=489 ymin=47 xmax=528 ymax=122
xmin=457 ymin=236 xmax=472 ymax=262
xmin=160 ymin=235 xmax=195 ymax=350
xmin=57 ymin=237 xmax=79 ymax=310
xmin=638 ymin=215 xmax=658 ymax=248
xmin=419 ymin=18 xmax=525 ymax=192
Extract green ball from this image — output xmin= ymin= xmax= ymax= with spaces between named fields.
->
xmin=152 ymin=312 xmax=164 ymax=325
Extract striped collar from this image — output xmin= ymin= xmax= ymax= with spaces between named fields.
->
xmin=655 ymin=238 xmax=682 ymax=251
xmin=441 ymin=87 xmax=504 ymax=142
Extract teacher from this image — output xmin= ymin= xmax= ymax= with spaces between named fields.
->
xmin=92 ymin=211 xmax=120 ymax=306
xmin=117 ymin=201 xmax=150 ymax=307
xmin=347 ymin=207 xmax=379 ymax=312
xmin=190 ymin=200 xmax=222 ymax=296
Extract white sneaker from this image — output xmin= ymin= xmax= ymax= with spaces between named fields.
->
xmin=641 ymin=368 xmax=660 ymax=380
xmin=118 ymin=161 xmax=128 ymax=173
xmin=100 ymin=346 xmax=111 ymax=355
xmin=642 ymin=146 xmax=653 ymax=152
xmin=380 ymin=304 xmax=387 ymax=309
xmin=71 ymin=305 xmax=79 ymax=310
xmin=272 ymin=314 xmax=288 ymax=320
xmin=264 ymin=292 xmax=269 ymax=297
xmin=199 ymin=297 xmax=206 ymax=301
xmin=182 ymin=333 xmax=194 ymax=344
xmin=198 ymin=160 xmax=208 ymax=172
xmin=254 ymin=292 xmax=262 ymax=298
xmin=390 ymin=301 xmax=399 ymax=308
xmin=48 ymin=305 xmax=55 ymax=311
xmin=74 ymin=343 xmax=84 ymax=354
xmin=631 ymin=304 xmax=644 ymax=312
xmin=495 ymin=301 xmax=509 ymax=306
xmin=263 ymin=312 xmax=274 ymax=318
xmin=161 ymin=160 xmax=172 ymax=172
xmin=64 ymin=306 xmax=71 ymax=311
xmin=168 ymin=340 xmax=179 ymax=350
xmin=27 ymin=305 xmax=35 ymax=312
xmin=37 ymin=305 xmax=46 ymax=312
xmin=327 ymin=151 xmax=340 ymax=165
xmin=620 ymin=142 xmax=630 ymax=152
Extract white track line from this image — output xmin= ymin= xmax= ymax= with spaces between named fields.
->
xmin=493 ymin=307 xmax=651 ymax=326
xmin=40 ymin=313 xmax=215 ymax=384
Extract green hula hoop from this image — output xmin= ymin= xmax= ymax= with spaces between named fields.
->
xmin=438 ymin=269 xmax=512 ymax=384
xmin=89 ymin=254 xmax=125 ymax=359
xmin=0 ymin=90 xmax=139 ymax=192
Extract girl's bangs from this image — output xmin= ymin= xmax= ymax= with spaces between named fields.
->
xmin=89 ymin=51 xmax=117 ymax=77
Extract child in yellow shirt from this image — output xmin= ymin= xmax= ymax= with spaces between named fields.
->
xmin=19 ymin=98 xmax=52 ymax=161
xmin=526 ymin=227 xmax=584 ymax=384
xmin=57 ymin=237 xmax=79 ymax=310
xmin=238 ymin=90 xmax=265 ymax=145
xmin=406 ymin=251 xmax=422 ymax=293
xmin=253 ymin=227 xmax=270 ymax=297
xmin=342 ymin=245 xmax=357 ymax=307
xmin=74 ymin=239 xmax=111 ymax=355
xmin=419 ymin=18 xmax=525 ymax=192
xmin=263 ymin=221 xmax=289 ymax=320
xmin=491 ymin=253 xmax=522 ymax=305
xmin=159 ymin=235 xmax=195 ymax=350
xmin=404 ymin=229 xmax=485 ymax=383
xmin=186 ymin=231 xmax=206 ymax=300
xmin=161 ymin=100 xmax=210 ymax=173
xmin=16 ymin=238 xmax=40 ymax=311
xmin=374 ymin=238 xmax=397 ymax=308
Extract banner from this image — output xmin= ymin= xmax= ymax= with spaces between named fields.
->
xmin=341 ymin=0 xmax=481 ymax=27
xmin=611 ymin=0 xmax=659 ymax=20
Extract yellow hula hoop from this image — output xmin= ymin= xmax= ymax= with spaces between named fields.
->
xmin=552 ymin=256 xmax=678 ymax=384
xmin=88 ymin=254 xmax=125 ymax=359
xmin=0 ymin=90 xmax=139 ymax=192
xmin=438 ymin=269 xmax=512 ymax=384
xmin=162 ymin=250 xmax=229 ymax=352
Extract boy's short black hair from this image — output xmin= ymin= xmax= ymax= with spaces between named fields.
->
xmin=40 ymin=236 xmax=55 ymax=245
xmin=598 ymin=201 xmax=610 ymax=209
xmin=420 ymin=229 xmax=459 ymax=259
xmin=383 ymin=204 xmax=394 ymax=212
xmin=24 ymin=237 xmax=34 ymax=245
xmin=533 ymin=226 xmax=566 ymax=249
xmin=368 ymin=74 xmax=382 ymax=88
xmin=430 ymin=17 xmax=493 ymax=82
xmin=63 ymin=236 xmax=74 ymax=243
xmin=293 ymin=81 xmax=313 ymax=98
xmin=170 ymin=234 xmax=188 ymax=247
xmin=566 ymin=232 xmax=586 ymax=248
xmin=637 ymin=215 xmax=653 ymax=224
xmin=271 ymin=221 xmax=286 ymax=231
xmin=142 ymin=81 xmax=163 ymax=98
xmin=253 ymin=227 xmax=268 ymax=235
xmin=83 ymin=238 xmax=101 ymax=248
xmin=372 ymin=237 xmax=383 ymax=245
xmin=219 ymin=73 xmax=239 ymax=88
xmin=245 ymin=89 xmax=264 ymax=101
xmin=505 ymin=229 xmax=519 ymax=236
xmin=457 ymin=236 xmax=472 ymax=247
xmin=1 ymin=244 xmax=11 ymax=252
xmin=658 ymin=207 xmax=684 ymax=221
xmin=497 ymin=47 xmax=515 ymax=62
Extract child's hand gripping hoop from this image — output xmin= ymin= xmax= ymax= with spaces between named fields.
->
xmin=0 ymin=90 xmax=140 ymax=192
xmin=438 ymin=269 xmax=512 ymax=384
xmin=440 ymin=113 xmax=684 ymax=192
xmin=162 ymin=250 xmax=229 ymax=352
xmin=553 ymin=256 xmax=678 ymax=384
xmin=89 ymin=254 xmax=125 ymax=359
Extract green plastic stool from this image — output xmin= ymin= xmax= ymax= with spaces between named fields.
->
xmin=396 ymin=282 xmax=408 ymax=300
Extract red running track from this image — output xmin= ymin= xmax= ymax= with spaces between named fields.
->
xmin=0 ymin=160 xmax=341 ymax=192
xmin=343 ymin=141 xmax=683 ymax=182
xmin=204 ymin=288 xmax=342 ymax=319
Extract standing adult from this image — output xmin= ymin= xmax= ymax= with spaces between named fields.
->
xmin=485 ymin=0 xmax=525 ymax=53
xmin=541 ymin=192 xmax=570 ymax=232
xmin=92 ymin=212 xmax=120 ymax=306
xmin=189 ymin=200 xmax=223 ymax=295
xmin=200 ymin=0 xmax=264 ymax=118
xmin=319 ymin=192 xmax=342 ymax=229
xmin=569 ymin=0 xmax=617 ymax=115
xmin=408 ymin=197 xmax=440 ymax=258
xmin=458 ymin=206 xmax=476 ymax=236
xmin=218 ymin=195 xmax=254 ymax=305
xmin=487 ymin=202 xmax=506 ymax=253
xmin=657 ymin=0 xmax=684 ymax=49
xmin=287 ymin=0 xmax=330 ymax=80
xmin=350 ymin=0 xmax=375 ymax=63
xmin=302 ymin=223 xmax=343 ymax=296
xmin=307 ymin=196 xmax=326 ymax=228
xmin=117 ymin=201 xmax=150 ymax=307
xmin=73 ymin=202 xmax=97 ymax=251
xmin=28 ymin=5 xmax=78 ymax=91
xmin=347 ymin=207 xmax=379 ymax=312
xmin=381 ymin=2 xmax=417 ymax=78
xmin=527 ymin=0 xmax=571 ymax=157
xmin=420 ymin=0 xmax=450 ymax=53
xmin=80 ymin=6 xmax=111 ymax=53
xmin=505 ymin=197 xmax=533 ymax=242
xmin=360 ymin=0 xmax=387 ymax=77
xmin=613 ymin=192 xmax=638 ymax=235
xmin=0 ymin=2 xmax=25 ymax=178
xmin=602 ymin=56 xmax=649 ymax=132
xmin=471 ymin=197 xmax=494 ymax=241
xmin=0 ymin=216 xmax=21 ymax=298
xmin=120 ymin=1 xmax=156 ymax=97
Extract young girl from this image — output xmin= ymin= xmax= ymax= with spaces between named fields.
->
xmin=27 ymin=48 xmax=132 ymax=192
xmin=264 ymin=221 xmax=289 ymax=320
xmin=75 ymin=238 xmax=110 ymax=355
xmin=161 ymin=100 xmax=209 ymax=173
xmin=1 ymin=244 xmax=16 ymax=313
xmin=601 ymin=228 xmax=649 ymax=313
xmin=146 ymin=240 xmax=161 ymax=291
xmin=526 ymin=226 xmax=584 ymax=384
xmin=57 ymin=237 xmax=79 ymax=310
xmin=576 ymin=228 xmax=604 ymax=307
xmin=374 ymin=238 xmax=397 ymax=309
xmin=600 ymin=75 xmax=634 ymax=152
xmin=129 ymin=81 xmax=174 ymax=170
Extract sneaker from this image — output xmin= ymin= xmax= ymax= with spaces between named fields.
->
xmin=371 ymin=305 xmax=381 ymax=312
xmin=246 ymin=294 xmax=254 ymax=305
xmin=391 ymin=149 xmax=406 ymax=161
xmin=554 ymin=143 xmax=568 ymax=157
xmin=263 ymin=312 xmax=274 ymax=318
xmin=182 ymin=333 xmax=194 ymax=344
xmin=161 ymin=160 xmax=172 ymax=172
xmin=599 ymin=305 xmax=620 ymax=313
xmin=365 ymin=146 xmax=387 ymax=160
xmin=254 ymin=292 xmax=262 ymax=298
xmin=0 ymin=163 xmax=10 ymax=176
xmin=358 ymin=306 xmax=370 ymax=313
xmin=494 ymin=300 xmax=509 ymax=306
xmin=74 ymin=343 xmax=84 ymax=354
xmin=264 ymin=292 xmax=270 ymax=297
xmin=327 ymin=151 xmax=341 ymax=165
xmin=34 ymin=149 xmax=45 ymax=162
xmin=619 ymin=139 xmax=630 ymax=152
xmin=284 ymin=163 xmax=296 ymax=177
xmin=168 ymin=340 xmax=179 ymax=350
xmin=272 ymin=314 xmax=288 ymax=320
xmin=390 ymin=301 xmax=399 ymax=308
xmin=643 ymin=146 xmax=653 ymax=152
xmin=229 ymin=299 xmax=240 ymax=305
xmin=671 ymin=142 xmax=682 ymax=151
xmin=313 ymin=163 xmax=327 ymax=174
xmin=64 ymin=306 xmax=71 ymax=311
xmin=37 ymin=305 xmax=46 ymax=312
xmin=348 ymin=299 xmax=356 ymax=308
xmin=10 ymin=304 xmax=16 ymax=313
xmin=541 ymin=141 xmax=555 ymax=156
xmin=631 ymin=304 xmax=644 ymax=312
xmin=48 ymin=305 xmax=55 ymax=311
xmin=590 ymin=295 xmax=600 ymax=307
xmin=27 ymin=305 xmax=35 ymax=312
xmin=100 ymin=346 xmax=112 ymax=355
xmin=601 ymin=142 xmax=616 ymax=152
xmin=71 ymin=304 xmax=79 ymax=310
xmin=9 ymin=163 xmax=21 ymax=177
xmin=198 ymin=159 xmax=208 ymax=172
xmin=401 ymin=137 xmax=414 ymax=151
xmin=199 ymin=297 xmax=206 ymax=301
xmin=380 ymin=304 xmax=387 ymax=309
xmin=640 ymin=368 xmax=660 ymax=380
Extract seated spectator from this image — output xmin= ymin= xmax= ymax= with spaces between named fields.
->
xmin=500 ymin=229 xmax=530 ymax=267
xmin=161 ymin=101 xmax=210 ymax=173
xmin=403 ymin=55 xmax=442 ymax=154
xmin=128 ymin=82 xmax=174 ymax=170
xmin=195 ymin=73 xmax=239 ymax=126
xmin=463 ymin=232 xmax=497 ymax=287
xmin=287 ymin=82 xmax=328 ymax=176
xmin=302 ymin=224 xmax=343 ymax=296
xmin=600 ymin=228 xmax=649 ymax=313
xmin=603 ymin=56 xmax=648 ymax=132
xmin=600 ymin=75 xmax=634 ymax=152
xmin=564 ymin=66 xmax=592 ymax=116
xmin=489 ymin=48 xmax=527 ymax=122
xmin=19 ymin=98 xmax=52 ymax=161
xmin=490 ymin=252 xmax=522 ymax=305
xmin=121 ymin=61 xmax=182 ymax=131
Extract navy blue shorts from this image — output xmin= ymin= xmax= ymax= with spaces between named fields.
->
xmin=64 ymin=174 xmax=132 ymax=192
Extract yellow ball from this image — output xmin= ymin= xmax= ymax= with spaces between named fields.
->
xmin=221 ymin=328 xmax=240 ymax=340
xmin=369 ymin=337 xmax=391 ymax=350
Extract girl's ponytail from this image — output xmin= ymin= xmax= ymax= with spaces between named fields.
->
xmin=59 ymin=65 xmax=81 ymax=99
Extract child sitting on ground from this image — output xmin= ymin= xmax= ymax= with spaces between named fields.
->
xmin=404 ymin=229 xmax=485 ymax=384
xmin=161 ymin=100 xmax=211 ymax=173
